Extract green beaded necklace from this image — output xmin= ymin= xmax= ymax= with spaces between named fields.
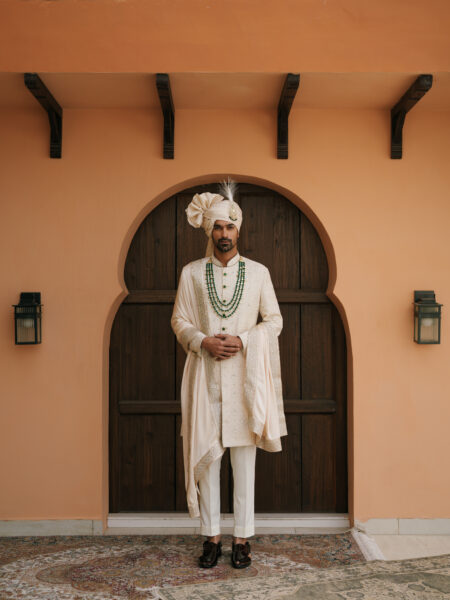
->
xmin=206 ymin=257 xmax=246 ymax=318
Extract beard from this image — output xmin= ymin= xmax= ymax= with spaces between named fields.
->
xmin=214 ymin=238 xmax=236 ymax=253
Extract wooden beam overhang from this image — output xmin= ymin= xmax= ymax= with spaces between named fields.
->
xmin=24 ymin=73 xmax=63 ymax=158
xmin=156 ymin=73 xmax=175 ymax=159
xmin=277 ymin=73 xmax=300 ymax=159
xmin=391 ymin=74 xmax=433 ymax=159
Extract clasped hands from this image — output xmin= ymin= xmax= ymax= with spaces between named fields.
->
xmin=201 ymin=334 xmax=243 ymax=360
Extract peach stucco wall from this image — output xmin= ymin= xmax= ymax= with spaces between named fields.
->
xmin=0 ymin=105 xmax=449 ymax=527
xmin=1 ymin=0 xmax=449 ymax=529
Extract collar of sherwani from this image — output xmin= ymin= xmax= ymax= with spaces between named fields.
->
xmin=210 ymin=251 xmax=241 ymax=268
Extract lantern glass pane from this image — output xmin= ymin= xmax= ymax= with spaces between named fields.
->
xmin=419 ymin=306 xmax=440 ymax=343
xmin=15 ymin=306 xmax=40 ymax=344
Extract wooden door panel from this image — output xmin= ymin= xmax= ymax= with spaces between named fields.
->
xmin=279 ymin=304 xmax=301 ymax=399
xmin=301 ymin=415 xmax=336 ymax=512
xmin=118 ymin=414 xmax=176 ymax=511
xmin=117 ymin=304 xmax=175 ymax=403
xmin=125 ymin=196 xmax=176 ymax=291
xmin=110 ymin=183 xmax=347 ymax=514
xmin=272 ymin=197 xmax=301 ymax=289
xmin=238 ymin=193 xmax=276 ymax=268
xmin=220 ymin=450 xmax=233 ymax=514
xmin=239 ymin=191 xmax=300 ymax=288
xmin=254 ymin=414 xmax=301 ymax=512
xmin=300 ymin=214 xmax=328 ymax=290
xmin=301 ymin=304 xmax=333 ymax=400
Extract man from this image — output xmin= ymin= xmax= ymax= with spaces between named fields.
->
xmin=171 ymin=181 xmax=287 ymax=569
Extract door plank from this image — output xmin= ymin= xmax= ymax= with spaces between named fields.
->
xmin=279 ymin=304 xmax=301 ymax=399
xmin=123 ymin=289 xmax=329 ymax=304
xmin=118 ymin=304 xmax=175 ymax=403
xmin=118 ymin=399 xmax=336 ymax=414
xmin=300 ymin=213 xmax=328 ymax=291
xmin=301 ymin=304 xmax=333 ymax=399
xmin=255 ymin=414 xmax=301 ymax=512
xmin=301 ymin=414 xmax=336 ymax=511
xmin=124 ymin=196 xmax=176 ymax=290
xmin=119 ymin=414 xmax=175 ymax=511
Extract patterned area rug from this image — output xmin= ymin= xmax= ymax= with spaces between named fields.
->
xmin=158 ymin=554 xmax=450 ymax=600
xmin=0 ymin=532 xmax=364 ymax=599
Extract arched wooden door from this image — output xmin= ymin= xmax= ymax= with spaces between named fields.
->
xmin=109 ymin=183 xmax=347 ymax=513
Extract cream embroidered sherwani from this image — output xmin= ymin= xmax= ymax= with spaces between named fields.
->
xmin=171 ymin=251 xmax=287 ymax=517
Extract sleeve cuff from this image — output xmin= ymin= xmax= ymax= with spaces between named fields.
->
xmin=189 ymin=332 xmax=206 ymax=356
xmin=237 ymin=331 xmax=248 ymax=352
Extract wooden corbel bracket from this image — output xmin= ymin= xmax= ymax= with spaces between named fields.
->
xmin=24 ymin=73 xmax=62 ymax=158
xmin=277 ymin=73 xmax=300 ymax=159
xmin=391 ymin=74 xmax=433 ymax=159
xmin=156 ymin=73 xmax=175 ymax=159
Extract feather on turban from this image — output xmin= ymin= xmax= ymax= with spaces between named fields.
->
xmin=186 ymin=182 xmax=243 ymax=257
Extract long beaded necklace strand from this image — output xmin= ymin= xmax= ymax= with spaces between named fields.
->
xmin=206 ymin=258 xmax=246 ymax=318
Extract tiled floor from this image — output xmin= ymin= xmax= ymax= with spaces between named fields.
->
xmin=370 ymin=534 xmax=450 ymax=560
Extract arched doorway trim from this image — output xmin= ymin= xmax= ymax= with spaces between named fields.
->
xmin=101 ymin=174 xmax=354 ymax=528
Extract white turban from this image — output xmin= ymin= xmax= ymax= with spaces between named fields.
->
xmin=186 ymin=191 xmax=243 ymax=256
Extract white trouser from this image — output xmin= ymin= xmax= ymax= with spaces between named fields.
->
xmin=198 ymin=445 xmax=257 ymax=538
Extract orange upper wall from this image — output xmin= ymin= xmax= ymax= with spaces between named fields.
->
xmin=1 ymin=0 xmax=450 ymax=73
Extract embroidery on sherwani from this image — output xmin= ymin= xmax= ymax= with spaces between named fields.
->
xmin=190 ymin=259 xmax=224 ymax=486
xmin=244 ymin=324 xmax=287 ymax=452
xmin=192 ymin=259 xmax=221 ymax=407
xmin=243 ymin=266 xmax=287 ymax=451
xmin=269 ymin=327 xmax=287 ymax=436
xmin=215 ymin=257 xmax=255 ymax=447
xmin=193 ymin=442 xmax=224 ymax=485
xmin=182 ymin=353 xmax=196 ymax=460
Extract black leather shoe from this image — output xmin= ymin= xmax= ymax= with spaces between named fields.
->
xmin=231 ymin=540 xmax=251 ymax=569
xmin=198 ymin=540 xmax=222 ymax=568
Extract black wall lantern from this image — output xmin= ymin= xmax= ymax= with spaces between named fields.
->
xmin=13 ymin=292 xmax=42 ymax=345
xmin=414 ymin=291 xmax=442 ymax=344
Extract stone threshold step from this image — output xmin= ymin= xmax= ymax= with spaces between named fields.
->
xmin=107 ymin=513 xmax=350 ymax=534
